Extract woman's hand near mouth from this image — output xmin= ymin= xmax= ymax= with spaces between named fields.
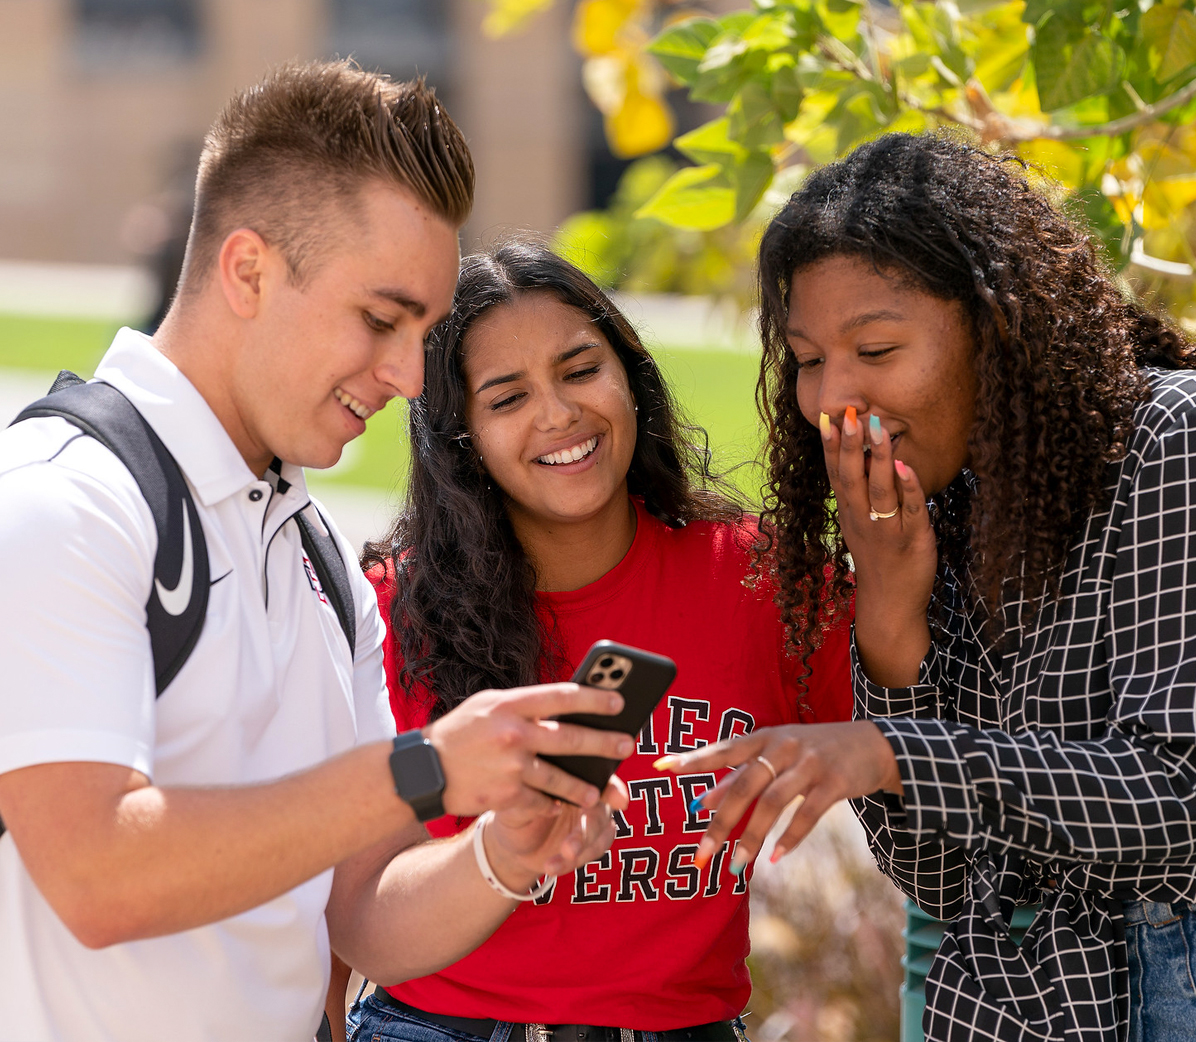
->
xmin=821 ymin=408 xmax=936 ymax=687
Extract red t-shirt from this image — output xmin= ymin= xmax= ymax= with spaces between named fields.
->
xmin=369 ymin=499 xmax=852 ymax=1028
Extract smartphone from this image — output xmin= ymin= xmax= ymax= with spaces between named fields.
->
xmin=541 ymin=640 xmax=677 ymax=792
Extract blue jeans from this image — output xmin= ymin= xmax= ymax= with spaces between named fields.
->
xmin=1124 ymin=899 xmax=1196 ymax=1042
xmin=346 ymin=986 xmax=751 ymax=1042
xmin=346 ymin=989 xmax=515 ymax=1042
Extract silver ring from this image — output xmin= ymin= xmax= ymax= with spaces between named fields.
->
xmin=869 ymin=506 xmax=899 ymax=521
xmin=756 ymin=755 xmax=779 ymax=781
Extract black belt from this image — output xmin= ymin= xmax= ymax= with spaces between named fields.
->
xmin=371 ymin=987 xmax=740 ymax=1041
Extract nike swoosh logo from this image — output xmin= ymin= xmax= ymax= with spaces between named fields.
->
xmin=154 ymin=505 xmax=194 ymax=617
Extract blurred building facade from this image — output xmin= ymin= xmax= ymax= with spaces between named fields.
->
xmin=0 ymin=0 xmax=589 ymax=266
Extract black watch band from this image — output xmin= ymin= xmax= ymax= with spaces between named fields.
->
xmin=389 ymin=730 xmax=446 ymax=823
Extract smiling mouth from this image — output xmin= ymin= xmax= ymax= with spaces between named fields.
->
xmin=536 ymin=436 xmax=599 ymax=466
xmin=334 ymin=387 xmax=375 ymax=420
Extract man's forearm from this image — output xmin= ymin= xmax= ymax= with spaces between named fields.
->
xmin=0 ymin=741 xmax=412 ymax=948
xmin=326 ymin=822 xmax=528 ymax=985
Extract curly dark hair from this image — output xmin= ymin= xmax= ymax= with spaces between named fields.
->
xmin=363 ymin=241 xmax=742 ymax=717
xmin=757 ymin=132 xmax=1196 ymax=654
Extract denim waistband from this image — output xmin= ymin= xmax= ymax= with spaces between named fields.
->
xmin=1121 ymin=899 xmax=1194 ymax=927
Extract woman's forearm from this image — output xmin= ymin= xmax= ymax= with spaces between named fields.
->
xmin=853 ymin=586 xmax=932 ymax=688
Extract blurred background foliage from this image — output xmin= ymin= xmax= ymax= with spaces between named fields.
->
xmin=480 ymin=0 xmax=1196 ymax=323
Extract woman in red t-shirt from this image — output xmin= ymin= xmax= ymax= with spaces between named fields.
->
xmin=346 ymin=242 xmax=853 ymax=1042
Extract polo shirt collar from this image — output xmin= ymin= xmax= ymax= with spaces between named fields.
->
xmin=93 ymin=327 xmax=309 ymax=508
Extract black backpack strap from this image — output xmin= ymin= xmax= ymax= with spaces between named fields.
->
xmin=11 ymin=373 xmax=210 ymax=695
xmin=295 ymin=506 xmax=356 ymax=657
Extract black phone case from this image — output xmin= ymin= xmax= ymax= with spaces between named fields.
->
xmin=541 ymin=640 xmax=677 ymax=792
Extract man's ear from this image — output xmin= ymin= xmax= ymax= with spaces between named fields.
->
xmin=217 ymin=228 xmax=273 ymax=319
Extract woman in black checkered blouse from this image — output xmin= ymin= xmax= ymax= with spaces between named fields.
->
xmin=653 ymin=134 xmax=1196 ymax=1041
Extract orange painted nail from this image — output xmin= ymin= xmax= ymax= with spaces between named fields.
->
xmin=844 ymin=406 xmax=858 ymax=435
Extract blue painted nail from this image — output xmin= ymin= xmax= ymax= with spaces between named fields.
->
xmin=689 ymin=796 xmax=706 ymax=813
xmin=729 ymin=857 xmax=746 ymax=876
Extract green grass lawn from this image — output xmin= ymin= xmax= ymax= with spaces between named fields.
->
xmin=0 ymin=314 xmax=767 ymax=502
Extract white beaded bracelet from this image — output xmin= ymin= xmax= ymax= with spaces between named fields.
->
xmin=472 ymin=810 xmax=556 ymax=902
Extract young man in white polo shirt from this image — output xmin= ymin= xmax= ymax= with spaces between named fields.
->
xmin=0 ymin=61 xmax=632 ymax=1042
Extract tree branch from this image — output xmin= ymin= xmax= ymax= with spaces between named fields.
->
xmin=1040 ymin=76 xmax=1196 ymax=141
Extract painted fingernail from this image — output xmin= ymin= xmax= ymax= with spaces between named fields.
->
xmin=770 ymin=844 xmax=788 ymax=864
xmin=653 ymin=755 xmax=681 ymax=771
xmin=843 ymin=406 xmax=857 ymax=436
xmin=689 ymin=796 xmax=707 ymax=814
xmin=694 ymin=838 xmax=716 ymax=869
xmin=895 ymin=460 xmax=909 ymax=481
xmin=869 ymin=413 xmax=883 ymax=446
xmin=729 ymin=854 xmax=748 ymax=876
xmin=819 ymin=412 xmax=831 ymax=439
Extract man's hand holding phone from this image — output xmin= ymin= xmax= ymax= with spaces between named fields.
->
xmin=423 ymin=681 xmax=635 ymax=817
xmin=543 ymin=641 xmax=677 ymax=794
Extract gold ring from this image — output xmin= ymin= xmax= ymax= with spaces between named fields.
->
xmin=869 ymin=506 xmax=899 ymax=521
xmin=757 ymin=755 xmax=778 ymax=781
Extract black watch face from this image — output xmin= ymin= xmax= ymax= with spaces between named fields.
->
xmin=392 ymin=744 xmax=439 ymax=796
xmin=391 ymin=737 xmax=445 ymax=820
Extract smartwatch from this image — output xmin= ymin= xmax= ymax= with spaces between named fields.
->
xmin=389 ymin=730 xmax=446 ymax=822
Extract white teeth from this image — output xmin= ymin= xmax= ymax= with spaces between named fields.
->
xmin=334 ymin=388 xmax=374 ymax=419
xmin=537 ymin=436 xmax=598 ymax=466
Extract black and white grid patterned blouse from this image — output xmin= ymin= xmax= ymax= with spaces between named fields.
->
xmin=852 ymin=369 xmax=1196 ymax=1042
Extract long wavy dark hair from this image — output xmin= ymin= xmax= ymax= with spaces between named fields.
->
xmin=363 ymin=241 xmax=741 ymax=717
xmin=757 ymin=132 xmax=1196 ymax=654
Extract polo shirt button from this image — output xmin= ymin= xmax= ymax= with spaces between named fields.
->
xmin=248 ymin=489 xmax=263 ymax=502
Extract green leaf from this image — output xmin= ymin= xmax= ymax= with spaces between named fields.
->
xmin=832 ymin=84 xmax=887 ymax=154
xmin=699 ymin=35 xmax=748 ymax=73
xmin=972 ymin=20 xmax=1031 ymax=93
xmin=728 ymin=80 xmax=786 ymax=149
xmin=1033 ymin=15 xmax=1126 ymax=112
xmin=553 ymin=211 xmax=620 ymax=287
xmin=716 ymin=11 xmax=758 ymax=37
xmin=817 ymin=0 xmax=863 ymax=41
xmin=634 ymin=164 xmax=737 ymax=230
xmin=770 ymin=60 xmax=805 ymax=121
xmin=690 ymin=33 xmax=774 ymax=104
xmin=1142 ymin=4 xmax=1196 ymax=82
xmin=674 ymin=118 xmax=747 ymax=168
xmin=741 ymin=12 xmax=797 ymax=51
xmin=648 ymin=17 xmax=722 ymax=85
xmin=954 ymin=0 xmax=1020 ymax=14
xmin=1021 ymin=0 xmax=1101 ymax=28
xmin=733 ymin=151 xmax=777 ymax=221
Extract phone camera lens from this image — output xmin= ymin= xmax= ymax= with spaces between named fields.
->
xmin=590 ymin=671 xmax=606 ymax=684
xmin=599 ymin=657 xmax=615 ymax=669
xmin=609 ymin=668 xmax=625 ymax=680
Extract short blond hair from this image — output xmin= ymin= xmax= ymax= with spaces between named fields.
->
xmin=181 ymin=59 xmax=474 ymax=290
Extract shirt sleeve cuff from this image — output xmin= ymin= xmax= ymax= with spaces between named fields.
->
xmin=850 ymin=629 xmax=946 ymax=719
xmin=874 ymin=717 xmax=979 ymax=846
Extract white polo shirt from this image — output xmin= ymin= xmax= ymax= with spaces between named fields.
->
xmin=0 ymin=328 xmax=396 ymax=1042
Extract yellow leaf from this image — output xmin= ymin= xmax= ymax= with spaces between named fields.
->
xmin=573 ymin=0 xmax=640 ymax=56
xmin=1143 ymin=175 xmax=1196 ymax=230
xmin=480 ymin=0 xmax=557 ymax=37
xmin=583 ymin=54 xmax=629 ymax=114
xmin=607 ymin=89 xmax=675 ymax=158
xmin=1102 ymin=173 xmax=1140 ymax=226
xmin=1017 ymin=139 xmax=1085 ymax=187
